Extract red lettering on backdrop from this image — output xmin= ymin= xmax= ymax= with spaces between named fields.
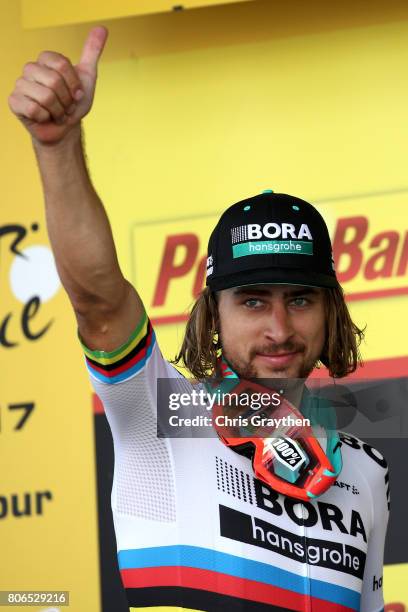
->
xmin=396 ymin=232 xmax=408 ymax=276
xmin=193 ymin=255 xmax=207 ymax=298
xmin=332 ymin=216 xmax=368 ymax=283
xmin=151 ymin=220 xmax=407 ymax=311
xmin=152 ymin=234 xmax=199 ymax=306
xmin=365 ymin=231 xmax=399 ymax=280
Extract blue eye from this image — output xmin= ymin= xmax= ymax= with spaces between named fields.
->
xmin=245 ymin=298 xmax=262 ymax=308
xmin=291 ymin=297 xmax=308 ymax=307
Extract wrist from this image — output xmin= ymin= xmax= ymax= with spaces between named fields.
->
xmin=32 ymin=124 xmax=83 ymax=156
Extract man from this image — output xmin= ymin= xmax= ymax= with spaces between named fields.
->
xmin=9 ymin=27 xmax=389 ymax=612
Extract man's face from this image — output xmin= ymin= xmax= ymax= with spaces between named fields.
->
xmin=217 ymin=284 xmax=326 ymax=380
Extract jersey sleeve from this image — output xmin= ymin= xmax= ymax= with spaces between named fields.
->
xmin=79 ymin=309 xmax=176 ymax=385
xmin=78 ymin=310 xmax=183 ymax=524
xmin=359 ymin=445 xmax=390 ymax=612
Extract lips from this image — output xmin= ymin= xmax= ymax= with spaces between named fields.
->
xmin=256 ymin=351 xmax=300 ymax=367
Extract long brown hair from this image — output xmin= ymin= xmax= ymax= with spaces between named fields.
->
xmin=173 ymin=286 xmax=365 ymax=380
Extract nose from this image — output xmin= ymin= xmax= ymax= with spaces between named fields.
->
xmin=263 ymin=301 xmax=295 ymax=346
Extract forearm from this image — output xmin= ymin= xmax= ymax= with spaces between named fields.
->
xmin=10 ymin=28 xmax=145 ymax=349
xmin=33 ymin=124 xmax=126 ymax=311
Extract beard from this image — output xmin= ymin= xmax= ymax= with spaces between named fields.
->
xmin=221 ymin=339 xmax=318 ymax=382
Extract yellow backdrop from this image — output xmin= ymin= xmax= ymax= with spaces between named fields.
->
xmin=1 ymin=0 xmax=407 ymax=609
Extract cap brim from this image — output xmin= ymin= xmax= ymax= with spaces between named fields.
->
xmin=207 ymin=267 xmax=339 ymax=291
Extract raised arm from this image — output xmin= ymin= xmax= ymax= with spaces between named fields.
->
xmin=8 ymin=27 xmax=143 ymax=351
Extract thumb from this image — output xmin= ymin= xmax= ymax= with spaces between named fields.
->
xmin=78 ymin=26 xmax=108 ymax=74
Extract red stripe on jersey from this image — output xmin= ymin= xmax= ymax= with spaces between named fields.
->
xmin=120 ymin=566 xmax=355 ymax=612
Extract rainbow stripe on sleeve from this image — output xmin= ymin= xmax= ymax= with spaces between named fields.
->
xmin=78 ymin=311 xmax=156 ymax=384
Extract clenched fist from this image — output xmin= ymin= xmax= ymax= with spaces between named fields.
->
xmin=8 ymin=27 xmax=108 ymax=145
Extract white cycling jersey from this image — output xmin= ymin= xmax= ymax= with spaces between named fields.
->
xmin=80 ymin=311 xmax=389 ymax=612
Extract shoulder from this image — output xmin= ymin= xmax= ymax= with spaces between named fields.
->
xmin=339 ymin=432 xmax=388 ymax=470
xmin=339 ymin=432 xmax=390 ymax=512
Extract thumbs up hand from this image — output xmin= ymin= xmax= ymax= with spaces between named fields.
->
xmin=8 ymin=27 xmax=108 ymax=145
